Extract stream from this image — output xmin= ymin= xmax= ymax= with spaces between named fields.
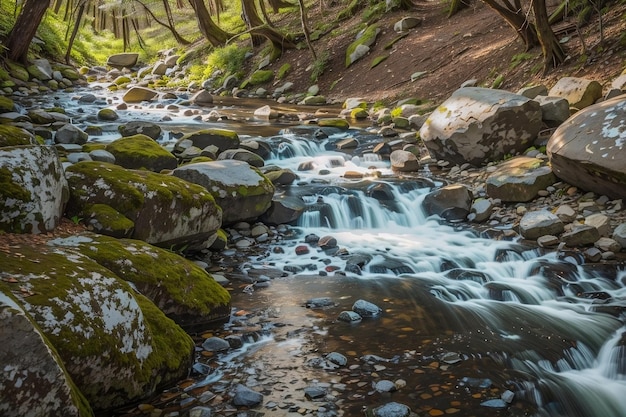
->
xmin=21 ymin=87 xmax=626 ymax=416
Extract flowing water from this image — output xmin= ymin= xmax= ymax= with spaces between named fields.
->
xmin=18 ymin=89 xmax=626 ymax=416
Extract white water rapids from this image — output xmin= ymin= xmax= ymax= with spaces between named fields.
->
xmin=246 ymin=129 xmax=626 ymax=417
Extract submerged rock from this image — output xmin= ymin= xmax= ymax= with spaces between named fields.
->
xmin=352 ymin=299 xmax=382 ymax=317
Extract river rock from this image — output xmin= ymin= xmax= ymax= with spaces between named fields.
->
xmin=555 ymin=204 xmax=577 ymax=223
xmin=0 ymin=145 xmax=68 ymax=234
xmin=0 ymin=244 xmax=195 ymax=412
xmin=548 ymin=77 xmax=603 ymax=109
xmin=55 ymin=124 xmax=88 ymax=145
xmin=0 ymin=294 xmax=87 ymax=417
xmin=239 ymin=139 xmax=272 ymax=159
xmin=585 ymin=213 xmax=611 ymax=237
xmin=89 ymin=149 xmax=116 ymax=164
xmin=260 ymin=195 xmax=305 ymax=225
xmin=118 ymin=121 xmax=162 ymax=140
xmin=612 ymin=223 xmax=626 ymax=247
xmin=374 ymin=380 xmax=397 ymax=392
xmin=595 ymin=237 xmax=621 ymax=252
xmin=27 ymin=58 xmax=53 ymax=81
xmin=419 ymin=87 xmax=542 ymax=166
xmin=217 ymin=148 xmax=264 ymax=167
xmin=370 ymin=402 xmax=411 ymax=417
xmin=107 ymin=52 xmax=139 ymax=68
xmin=254 ymin=104 xmax=279 ymax=119
xmin=190 ymin=89 xmax=213 ymax=106
xmin=97 ymin=108 xmax=119 ymax=121
xmin=533 ymin=95 xmax=571 ymax=125
xmin=469 ymin=198 xmax=494 ymax=223
xmin=231 ymin=384 xmax=263 ymax=407
xmin=262 ymin=166 xmax=297 ymax=185
xmin=106 ymin=134 xmax=177 ymax=172
xmin=561 ymin=225 xmax=600 ymax=246
xmin=172 ymin=159 xmax=274 ymax=225
xmin=519 ymin=210 xmax=564 ymax=240
xmin=422 ymin=184 xmax=473 ymax=221
xmin=65 ymin=161 xmax=222 ymax=250
xmin=352 ymin=299 xmax=382 ymax=317
xmin=202 ymin=337 xmax=230 ymax=352
xmin=0 ymin=96 xmax=15 ymax=113
xmin=0 ymin=125 xmax=36 ymax=147
xmin=517 ymin=84 xmax=548 ymax=98
xmin=338 ymin=310 xmax=362 ymax=323
xmin=547 ymin=96 xmax=626 ymax=200
xmin=123 ymin=86 xmax=158 ymax=103
xmin=390 ymin=149 xmax=419 ymax=172
xmin=485 ymin=156 xmax=556 ymax=202
xmin=174 ymin=128 xmax=240 ymax=155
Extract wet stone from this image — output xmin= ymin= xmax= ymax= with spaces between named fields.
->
xmin=337 ymin=311 xmax=362 ymax=323
xmin=561 ymin=225 xmax=600 ymax=247
xmin=232 ymin=384 xmax=263 ymax=407
xmin=352 ymin=299 xmax=382 ymax=317
xmin=370 ymin=402 xmax=411 ymax=417
xmin=459 ymin=377 xmax=492 ymax=389
xmin=306 ymin=297 xmax=334 ymax=308
xmin=374 ymin=380 xmax=397 ymax=392
xmin=501 ymin=390 xmax=515 ymax=404
xmin=295 ymin=245 xmax=310 ymax=255
xmin=326 ymin=352 xmax=348 ymax=367
xmin=304 ymin=386 xmax=326 ymax=400
xmin=481 ymin=398 xmax=508 ymax=409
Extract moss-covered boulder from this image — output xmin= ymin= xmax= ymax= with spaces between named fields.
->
xmin=0 ymin=292 xmax=93 ymax=417
xmin=318 ymin=118 xmax=350 ymax=129
xmin=97 ymin=108 xmax=119 ymax=121
xmin=65 ymin=161 xmax=222 ymax=250
xmin=0 ymin=96 xmax=15 ymax=113
xmin=0 ymin=243 xmax=195 ymax=413
xmin=0 ymin=145 xmax=68 ymax=233
xmin=346 ymin=25 xmax=380 ymax=67
xmin=81 ymin=203 xmax=134 ymax=238
xmin=5 ymin=60 xmax=30 ymax=82
xmin=174 ymin=128 xmax=240 ymax=156
xmin=106 ymin=134 xmax=177 ymax=172
xmin=173 ymin=160 xmax=275 ymax=225
xmin=241 ymin=70 xmax=274 ymax=88
xmin=122 ymin=86 xmax=158 ymax=103
xmin=50 ymin=233 xmax=231 ymax=330
xmin=0 ymin=125 xmax=36 ymax=147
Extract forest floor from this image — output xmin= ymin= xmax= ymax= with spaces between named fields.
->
xmin=254 ymin=0 xmax=626 ymax=105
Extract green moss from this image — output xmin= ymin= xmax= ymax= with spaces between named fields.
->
xmin=318 ymin=118 xmax=350 ymax=129
xmin=244 ymin=70 xmax=274 ymax=87
xmin=350 ymin=108 xmax=368 ymax=119
xmin=106 ymin=134 xmax=177 ymax=171
xmin=384 ymin=33 xmax=409 ymax=50
xmin=345 ymin=25 xmax=379 ymax=67
xmin=277 ymin=63 xmax=292 ymax=79
xmin=81 ymin=143 xmax=106 ymax=152
xmin=81 ymin=204 xmax=134 ymax=236
xmin=188 ymin=156 xmax=213 ymax=164
xmin=0 ymin=95 xmax=14 ymax=112
xmin=0 ymin=125 xmax=33 ymax=147
xmin=77 ymin=234 xmax=230 ymax=314
xmin=0 ymin=166 xmax=31 ymax=201
xmin=5 ymin=60 xmax=29 ymax=82
xmin=370 ymin=55 xmax=388 ymax=69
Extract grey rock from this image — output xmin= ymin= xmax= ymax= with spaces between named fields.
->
xmin=612 ymin=223 xmax=626 ymax=247
xmin=352 ymin=299 xmax=382 ymax=317
xmin=537 ymin=235 xmax=560 ymax=247
xmin=555 ymin=205 xmax=577 ymax=223
xmin=119 ymin=121 xmax=162 ymax=140
xmin=420 ymin=87 xmax=542 ymax=166
xmin=585 ymin=213 xmax=611 ymax=237
xmin=122 ymin=86 xmax=158 ymax=103
xmin=547 ymin=96 xmax=626 ymax=200
xmin=594 ymin=237 xmax=621 ymax=252
xmin=371 ymin=402 xmax=411 ymax=417
xmin=517 ymin=85 xmax=548 ymax=99
xmin=55 ymin=124 xmax=88 ymax=145
xmin=218 ymin=148 xmax=265 ymax=167
xmin=548 ymin=77 xmax=603 ymax=109
xmin=394 ymin=16 xmax=422 ymax=32
xmin=469 ymin=199 xmax=493 ymax=223
xmin=338 ymin=311 xmax=362 ymax=323
xmin=486 ymin=157 xmax=555 ymax=202
xmin=326 ymin=352 xmax=348 ymax=366
xmin=231 ymin=384 xmax=263 ymax=407
xmin=374 ymin=380 xmax=397 ymax=392
xmin=202 ymin=337 xmax=230 ymax=352
xmin=189 ymin=407 xmax=213 ymax=417
xmin=304 ymin=385 xmax=326 ymax=400
xmin=89 ymin=149 xmax=116 ymax=164
xmin=390 ymin=149 xmax=419 ymax=172
xmin=260 ymin=195 xmax=305 ymax=225
xmin=107 ymin=52 xmax=139 ymax=68
xmin=561 ymin=225 xmax=600 ymax=246
xmin=66 ymin=152 xmax=92 ymax=163
xmin=533 ymin=95 xmax=571 ymax=125
xmin=519 ymin=210 xmax=564 ymax=240
xmin=191 ymin=89 xmax=213 ymax=106
xmin=422 ymin=184 xmax=473 ymax=221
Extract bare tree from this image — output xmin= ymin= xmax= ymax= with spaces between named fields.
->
xmin=4 ymin=0 xmax=51 ymax=63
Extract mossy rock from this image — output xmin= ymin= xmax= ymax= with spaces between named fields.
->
xmin=350 ymin=108 xmax=369 ymax=119
xmin=60 ymin=68 xmax=80 ymax=81
xmin=0 ymin=243 xmax=195 ymax=413
xmin=63 ymin=233 xmax=231 ymax=330
xmin=65 ymin=161 xmax=222 ymax=250
xmin=0 ymin=290 xmax=93 ymax=417
xmin=345 ymin=25 xmax=380 ymax=67
xmin=370 ymin=55 xmax=388 ymax=69
xmin=0 ymin=95 xmax=15 ymax=113
xmin=174 ymin=128 xmax=240 ymax=155
xmin=113 ymin=75 xmax=132 ymax=85
xmin=277 ymin=63 xmax=292 ymax=79
xmin=243 ymin=70 xmax=274 ymax=88
xmin=81 ymin=203 xmax=135 ymax=238
xmin=106 ymin=134 xmax=177 ymax=172
xmin=97 ymin=108 xmax=119 ymax=121
xmin=118 ymin=121 xmax=162 ymax=140
xmin=0 ymin=125 xmax=36 ymax=147
xmin=318 ymin=118 xmax=350 ymax=129
xmin=173 ymin=159 xmax=275 ymax=225
xmin=5 ymin=60 xmax=30 ymax=82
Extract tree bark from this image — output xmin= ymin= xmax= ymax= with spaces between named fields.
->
xmin=267 ymin=0 xmax=292 ymax=13
xmin=481 ymin=0 xmax=539 ymax=50
xmin=64 ymin=0 xmax=85 ymax=63
xmin=532 ymin=0 xmax=565 ymax=72
xmin=134 ymin=0 xmax=190 ymax=45
xmin=188 ymin=0 xmax=230 ymax=46
xmin=297 ymin=0 xmax=315 ymax=60
xmin=241 ymin=0 xmax=266 ymax=47
xmin=5 ymin=0 xmax=51 ymax=64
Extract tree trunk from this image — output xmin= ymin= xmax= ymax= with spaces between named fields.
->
xmin=533 ymin=0 xmax=565 ymax=72
xmin=134 ymin=0 xmax=190 ymax=45
xmin=481 ymin=0 xmax=538 ymax=50
xmin=248 ymin=25 xmax=296 ymax=60
xmin=188 ymin=0 xmax=230 ymax=46
xmin=241 ymin=0 xmax=266 ymax=47
xmin=64 ymin=0 xmax=85 ymax=63
xmin=267 ymin=0 xmax=291 ymax=13
xmin=448 ymin=0 xmax=470 ymax=17
xmin=258 ymin=0 xmax=275 ymax=28
xmin=5 ymin=0 xmax=51 ymax=64
xmin=297 ymin=0 xmax=315 ymax=60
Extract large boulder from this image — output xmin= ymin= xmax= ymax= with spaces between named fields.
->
xmin=0 ymin=293 xmax=92 ymax=417
xmin=419 ymin=87 xmax=542 ymax=166
xmin=0 ymin=145 xmax=68 ymax=233
xmin=48 ymin=234 xmax=231 ymax=330
xmin=172 ymin=160 xmax=275 ymax=225
xmin=106 ymin=134 xmax=178 ymax=172
xmin=0 ymin=125 xmax=36 ymax=147
xmin=547 ymin=96 xmax=626 ymax=200
xmin=118 ymin=121 xmax=162 ymax=140
xmin=519 ymin=210 xmax=564 ymax=240
xmin=123 ymin=86 xmax=158 ymax=103
xmin=65 ymin=161 xmax=222 ymax=250
xmin=0 ymin=243 xmax=195 ymax=413
xmin=486 ymin=156 xmax=556 ymax=202
xmin=548 ymin=77 xmax=603 ymax=110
